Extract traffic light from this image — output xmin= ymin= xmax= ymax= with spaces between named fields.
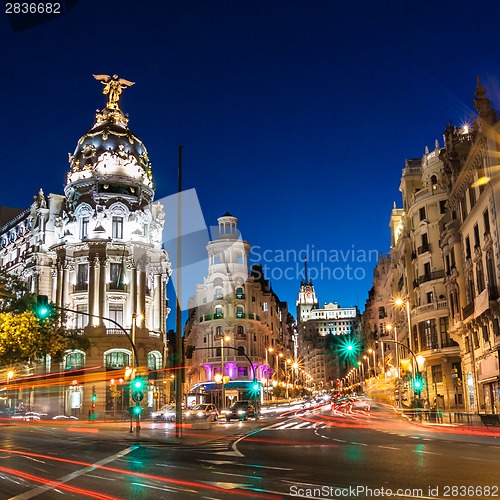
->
xmin=413 ymin=375 xmax=423 ymax=396
xmin=132 ymin=404 xmax=142 ymax=416
xmin=36 ymin=295 xmax=50 ymax=319
xmin=91 ymin=386 xmax=97 ymax=409
xmin=337 ymin=335 xmax=362 ymax=361
xmin=132 ymin=377 xmax=145 ymax=391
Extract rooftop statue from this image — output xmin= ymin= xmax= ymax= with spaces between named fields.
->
xmin=93 ymin=74 xmax=135 ymax=109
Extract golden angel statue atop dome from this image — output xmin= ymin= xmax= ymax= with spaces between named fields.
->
xmin=93 ymin=74 xmax=135 ymax=109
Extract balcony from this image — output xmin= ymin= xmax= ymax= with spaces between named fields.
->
xmin=417 ymin=243 xmax=431 ymax=255
xmin=411 ymin=300 xmax=448 ymax=318
xmin=418 ymin=270 xmax=445 ymax=284
xmin=462 ymin=302 xmax=474 ymax=320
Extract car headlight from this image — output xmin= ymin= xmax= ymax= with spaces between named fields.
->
xmin=197 ymin=411 xmax=204 ymax=417
xmin=237 ymin=410 xmax=245 ymax=415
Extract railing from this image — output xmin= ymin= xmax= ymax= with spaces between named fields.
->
xmin=417 ymin=244 xmax=431 ymax=255
xmin=411 ymin=300 xmax=448 ymax=317
xmin=418 ymin=270 xmax=445 ymax=284
xmin=107 ymin=328 xmax=129 ymax=335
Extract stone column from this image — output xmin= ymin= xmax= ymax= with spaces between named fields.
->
xmin=99 ymin=256 xmax=107 ymax=325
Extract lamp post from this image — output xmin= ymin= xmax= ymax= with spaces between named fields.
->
xmin=368 ymin=348 xmax=376 ymax=377
xmin=131 ymin=312 xmax=143 ymax=372
xmin=266 ymin=347 xmax=274 ymax=402
xmin=7 ymin=370 xmax=14 ymax=411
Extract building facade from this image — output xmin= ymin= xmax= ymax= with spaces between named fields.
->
xmin=184 ymin=214 xmax=293 ymax=407
xmin=0 ymin=77 xmax=171 ymax=417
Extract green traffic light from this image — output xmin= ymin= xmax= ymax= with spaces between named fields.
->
xmin=133 ymin=378 xmax=144 ymax=390
xmin=133 ymin=405 xmax=142 ymax=415
xmin=91 ymin=394 xmax=97 ymax=403
xmin=36 ymin=295 xmax=50 ymax=318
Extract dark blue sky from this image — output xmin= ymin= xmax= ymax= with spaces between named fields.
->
xmin=1 ymin=0 xmax=500 ymax=318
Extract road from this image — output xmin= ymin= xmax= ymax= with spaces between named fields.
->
xmin=0 ymin=401 xmax=498 ymax=499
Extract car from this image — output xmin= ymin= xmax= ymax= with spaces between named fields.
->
xmin=224 ymin=400 xmax=259 ymax=421
xmin=52 ymin=415 xmax=79 ymax=420
xmin=150 ymin=404 xmax=177 ymax=422
xmin=184 ymin=403 xmax=219 ymax=422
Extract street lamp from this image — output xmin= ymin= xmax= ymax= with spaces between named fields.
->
xmin=395 ymin=297 xmax=414 ymax=357
xmin=265 ymin=347 xmax=274 ymax=402
xmin=221 ymin=334 xmax=231 ymax=410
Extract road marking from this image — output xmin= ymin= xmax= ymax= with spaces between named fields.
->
xmin=350 ymin=442 xmax=368 ymax=446
xmin=331 ymin=438 xmax=346 ymax=443
xmin=378 ymin=446 xmax=400 ymax=450
xmin=415 ymin=450 xmax=441 ymax=455
xmin=9 ymin=445 xmax=139 ymax=499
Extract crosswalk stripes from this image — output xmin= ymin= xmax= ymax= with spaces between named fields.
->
xmin=272 ymin=421 xmax=321 ymax=431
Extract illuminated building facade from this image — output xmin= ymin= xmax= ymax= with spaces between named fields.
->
xmin=184 ymin=214 xmax=293 ymax=406
xmin=0 ymin=77 xmax=170 ymax=416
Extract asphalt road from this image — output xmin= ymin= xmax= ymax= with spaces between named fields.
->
xmin=0 ymin=402 xmax=498 ymax=499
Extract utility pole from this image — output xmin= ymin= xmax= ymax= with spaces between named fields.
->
xmin=175 ymin=145 xmax=184 ymax=438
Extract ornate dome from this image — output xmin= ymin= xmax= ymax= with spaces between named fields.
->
xmin=64 ymin=78 xmax=154 ymax=208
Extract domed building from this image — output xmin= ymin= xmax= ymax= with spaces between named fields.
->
xmin=0 ymin=76 xmax=171 ymax=417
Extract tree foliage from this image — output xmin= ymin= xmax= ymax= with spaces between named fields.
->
xmin=0 ymin=271 xmax=91 ymax=365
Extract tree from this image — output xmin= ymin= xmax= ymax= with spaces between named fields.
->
xmin=0 ymin=271 xmax=90 ymax=365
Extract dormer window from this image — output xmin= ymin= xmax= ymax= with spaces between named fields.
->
xmin=214 ymin=288 xmax=223 ymax=300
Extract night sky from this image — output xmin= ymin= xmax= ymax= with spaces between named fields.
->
xmin=1 ymin=0 xmax=500 ymax=323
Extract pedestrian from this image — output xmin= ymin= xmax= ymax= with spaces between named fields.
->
xmin=434 ymin=394 xmax=444 ymax=423
xmin=423 ymin=399 xmax=430 ymax=421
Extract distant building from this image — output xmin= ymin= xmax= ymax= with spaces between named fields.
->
xmin=296 ymin=271 xmax=361 ymax=391
xmin=0 ymin=79 xmax=171 ymax=416
xmin=184 ymin=214 xmax=293 ymax=407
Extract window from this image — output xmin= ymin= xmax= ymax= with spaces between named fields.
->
xmin=237 ymin=325 xmax=244 ymax=336
xmin=112 ymin=216 xmax=123 ymax=239
xmin=148 ymin=352 xmax=161 ymax=370
xmin=108 ymin=303 xmax=123 ymax=327
xmin=469 ymin=185 xmax=476 ymax=209
xmin=460 ymin=195 xmax=467 ymax=222
xmin=214 ymin=307 xmax=223 ymax=319
xmin=431 ymin=364 xmax=443 ymax=384
xmin=76 ymin=304 xmax=88 ymax=329
xmin=81 ymin=217 xmax=89 ymax=239
xmin=105 ymin=351 xmax=130 ymax=368
xmin=465 ymin=236 xmax=471 ymax=259
xmin=263 ymin=301 xmax=268 ymax=312
xmin=235 ymin=287 xmax=244 ymax=299
xmin=426 ymin=291 xmax=433 ymax=304
xmin=419 ymin=207 xmax=426 ymax=221
xmin=76 ymin=263 xmax=88 ymax=290
xmin=424 ymin=262 xmax=431 ymax=279
xmin=493 ymin=318 xmax=500 ymax=337
xmin=236 ymin=306 xmax=244 ymax=318
xmin=110 ymin=263 xmax=124 ymax=289
xmin=483 ymin=210 xmax=490 ymax=236
xmin=482 ymin=325 xmax=490 ymax=343
xmin=215 ymin=326 xmax=222 ymax=336
xmin=237 ymin=346 xmax=245 ymax=356
xmin=214 ymin=288 xmax=223 ymax=300
xmin=65 ymin=351 xmax=85 ymax=370
xmin=473 ymin=224 xmax=480 ymax=248
xmin=440 ymin=200 xmax=447 ymax=214
xmin=476 ymin=261 xmax=485 ymax=294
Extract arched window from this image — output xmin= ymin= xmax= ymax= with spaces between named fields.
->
xmin=237 ymin=346 xmax=245 ymax=356
xmin=237 ymin=325 xmax=244 ymax=336
xmin=214 ymin=287 xmax=223 ymax=300
xmin=148 ymin=351 xmax=162 ymax=370
xmin=215 ymin=326 xmax=222 ymax=336
xmin=64 ymin=351 xmax=85 ymax=370
xmin=236 ymin=306 xmax=244 ymax=318
xmin=214 ymin=306 xmax=223 ymax=319
xmin=105 ymin=350 xmax=131 ymax=369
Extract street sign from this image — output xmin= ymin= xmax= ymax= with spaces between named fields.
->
xmin=132 ymin=391 xmax=144 ymax=403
